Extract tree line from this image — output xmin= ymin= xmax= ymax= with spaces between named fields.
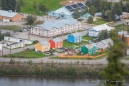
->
xmin=0 ymin=0 xmax=48 ymax=14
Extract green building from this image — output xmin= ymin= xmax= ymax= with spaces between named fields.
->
xmin=81 ymin=43 xmax=98 ymax=55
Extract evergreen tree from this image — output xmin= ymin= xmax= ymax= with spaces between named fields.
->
xmin=107 ymin=10 xmax=112 ymax=22
xmin=73 ymin=8 xmax=79 ymax=19
xmin=33 ymin=2 xmax=37 ymax=14
xmin=115 ymin=2 xmax=122 ymax=16
xmin=100 ymin=30 xmax=129 ymax=86
xmin=87 ymin=16 xmax=93 ymax=24
xmin=26 ymin=15 xmax=35 ymax=25
xmin=38 ymin=3 xmax=45 ymax=13
xmin=89 ymin=5 xmax=96 ymax=16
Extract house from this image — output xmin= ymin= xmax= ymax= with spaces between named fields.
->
xmin=48 ymin=2 xmax=86 ymax=18
xmin=97 ymin=38 xmax=114 ymax=50
xmin=94 ymin=12 xmax=102 ymax=17
xmin=35 ymin=41 xmax=50 ymax=52
xmin=0 ymin=29 xmax=14 ymax=36
xmin=0 ymin=10 xmax=23 ymax=22
xmin=4 ymin=36 xmax=33 ymax=44
xmin=121 ymin=12 xmax=129 ymax=19
xmin=81 ymin=43 xmax=98 ymax=55
xmin=106 ymin=0 xmax=120 ymax=3
xmin=118 ymin=31 xmax=128 ymax=37
xmin=5 ymin=42 xmax=24 ymax=49
xmin=87 ymin=24 xmax=114 ymax=37
xmin=31 ymin=18 xmax=81 ymax=37
xmin=49 ymin=37 xmax=63 ymax=49
xmin=124 ymin=20 xmax=129 ymax=25
xmin=67 ymin=32 xmax=82 ymax=43
xmin=82 ymin=13 xmax=92 ymax=19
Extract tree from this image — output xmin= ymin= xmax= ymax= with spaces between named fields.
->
xmin=38 ymin=3 xmax=45 ymax=13
xmin=26 ymin=15 xmax=35 ymax=25
xmin=115 ymin=2 xmax=122 ymax=16
xmin=89 ymin=5 xmax=96 ymax=16
xmin=107 ymin=10 xmax=112 ymax=22
xmin=98 ymin=30 xmax=109 ymax=40
xmin=73 ymin=8 xmax=79 ymax=19
xmin=33 ymin=2 xmax=37 ymax=14
xmin=100 ymin=30 xmax=129 ymax=86
xmin=87 ymin=16 xmax=93 ymax=24
xmin=101 ymin=10 xmax=105 ymax=19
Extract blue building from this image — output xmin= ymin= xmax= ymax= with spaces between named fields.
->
xmin=48 ymin=2 xmax=86 ymax=19
xmin=67 ymin=32 xmax=82 ymax=43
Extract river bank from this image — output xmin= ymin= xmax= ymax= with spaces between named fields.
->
xmin=0 ymin=61 xmax=129 ymax=77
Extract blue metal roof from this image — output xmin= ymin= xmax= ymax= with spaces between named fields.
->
xmin=0 ymin=10 xmax=18 ymax=18
xmin=71 ymin=32 xmax=81 ymax=37
xmin=36 ymin=18 xmax=78 ymax=31
xmin=39 ymin=41 xmax=49 ymax=46
xmin=52 ymin=37 xmax=62 ymax=42
xmin=82 ymin=13 xmax=92 ymax=18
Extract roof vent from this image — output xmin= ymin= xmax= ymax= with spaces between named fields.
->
xmin=8 ymin=10 xmax=12 ymax=13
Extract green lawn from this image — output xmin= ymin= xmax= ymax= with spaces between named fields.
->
xmin=4 ymin=49 xmax=50 ymax=58
xmin=93 ymin=19 xmax=108 ymax=25
xmin=0 ymin=25 xmax=21 ymax=31
xmin=115 ymin=24 xmax=129 ymax=31
xmin=21 ymin=0 xmax=63 ymax=15
xmin=63 ymin=36 xmax=95 ymax=48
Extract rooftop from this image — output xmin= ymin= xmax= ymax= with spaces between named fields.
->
xmin=0 ymin=10 xmax=18 ymax=18
xmin=71 ymin=32 xmax=81 ymax=37
xmin=35 ymin=18 xmax=78 ymax=31
xmin=39 ymin=41 xmax=49 ymax=46
xmin=52 ymin=37 xmax=62 ymax=42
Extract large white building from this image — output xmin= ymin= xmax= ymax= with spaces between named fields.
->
xmin=87 ymin=24 xmax=114 ymax=37
xmin=31 ymin=18 xmax=81 ymax=37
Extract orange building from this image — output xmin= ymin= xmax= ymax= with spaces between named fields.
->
xmin=0 ymin=10 xmax=23 ymax=22
xmin=124 ymin=35 xmax=129 ymax=46
xmin=35 ymin=41 xmax=50 ymax=52
xmin=49 ymin=37 xmax=63 ymax=49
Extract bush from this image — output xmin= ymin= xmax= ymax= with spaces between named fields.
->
xmin=33 ymin=40 xmax=39 ymax=44
xmin=10 ymin=58 xmax=15 ymax=64
xmin=87 ymin=16 xmax=93 ymax=24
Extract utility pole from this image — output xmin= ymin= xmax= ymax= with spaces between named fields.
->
xmin=2 ymin=44 xmax=3 ymax=56
xmin=10 ymin=45 xmax=11 ymax=54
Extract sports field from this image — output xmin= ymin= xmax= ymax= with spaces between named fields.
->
xmin=21 ymin=0 xmax=63 ymax=15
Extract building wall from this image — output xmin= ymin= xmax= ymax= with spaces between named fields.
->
xmin=125 ymin=37 xmax=129 ymax=46
xmin=12 ymin=14 xmax=23 ymax=22
xmin=67 ymin=35 xmax=74 ymax=43
xmin=31 ymin=21 xmax=82 ymax=37
xmin=35 ymin=43 xmax=50 ymax=52
xmin=35 ymin=43 xmax=42 ymax=52
xmin=6 ymin=42 xmax=24 ymax=49
xmin=49 ymin=40 xmax=55 ymax=49
xmin=0 ymin=13 xmax=23 ymax=22
xmin=55 ymin=41 xmax=63 ymax=49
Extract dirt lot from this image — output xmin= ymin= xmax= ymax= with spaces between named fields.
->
xmin=60 ymin=0 xmax=86 ymax=5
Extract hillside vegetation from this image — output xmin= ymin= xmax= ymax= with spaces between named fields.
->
xmin=21 ymin=0 xmax=63 ymax=15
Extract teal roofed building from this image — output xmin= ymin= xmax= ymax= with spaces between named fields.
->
xmin=81 ymin=43 xmax=98 ymax=55
xmin=82 ymin=13 xmax=92 ymax=18
xmin=48 ymin=2 xmax=86 ymax=19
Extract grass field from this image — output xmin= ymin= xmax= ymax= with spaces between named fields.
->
xmin=4 ymin=49 xmax=50 ymax=58
xmin=93 ymin=19 xmax=108 ymax=25
xmin=63 ymin=36 xmax=95 ymax=47
xmin=115 ymin=24 xmax=129 ymax=31
xmin=0 ymin=25 xmax=21 ymax=31
xmin=21 ymin=0 xmax=63 ymax=15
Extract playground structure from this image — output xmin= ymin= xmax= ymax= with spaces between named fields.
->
xmin=60 ymin=0 xmax=86 ymax=5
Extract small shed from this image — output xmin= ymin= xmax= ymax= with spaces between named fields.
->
xmin=81 ymin=43 xmax=98 ymax=55
xmin=49 ymin=37 xmax=63 ymax=49
xmin=67 ymin=32 xmax=82 ymax=43
xmin=35 ymin=41 xmax=50 ymax=52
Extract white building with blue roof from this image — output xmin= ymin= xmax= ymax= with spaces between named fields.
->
xmin=67 ymin=32 xmax=82 ymax=43
xmin=31 ymin=18 xmax=81 ymax=37
xmin=48 ymin=2 xmax=86 ymax=19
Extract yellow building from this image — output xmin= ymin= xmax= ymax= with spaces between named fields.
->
xmin=35 ymin=41 xmax=50 ymax=52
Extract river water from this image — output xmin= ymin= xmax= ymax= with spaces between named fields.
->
xmin=0 ymin=76 xmax=128 ymax=86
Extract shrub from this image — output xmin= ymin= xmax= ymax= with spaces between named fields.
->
xmin=33 ymin=40 xmax=39 ymax=44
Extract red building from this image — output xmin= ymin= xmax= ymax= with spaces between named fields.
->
xmin=49 ymin=37 xmax=63 ymax=49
